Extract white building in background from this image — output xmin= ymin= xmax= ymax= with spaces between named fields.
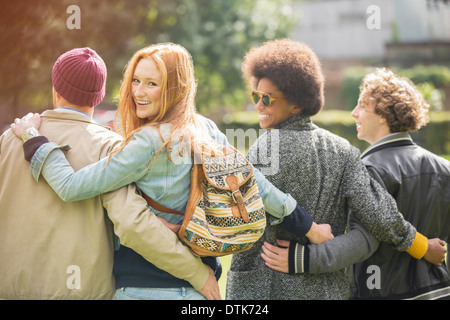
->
xmin=289 ymin=0 xmax=450 ymax=109
xmin=291 ymin=0 xmax=450 ymax=60
xmin=292 ymin=0 xmax=392 ymax=59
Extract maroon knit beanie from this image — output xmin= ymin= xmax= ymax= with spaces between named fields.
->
xmin=52 ymin=47 xmax=107 ymax=107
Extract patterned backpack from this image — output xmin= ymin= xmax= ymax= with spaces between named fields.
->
xmin=145 ymin=145 xmax=267 ymax=257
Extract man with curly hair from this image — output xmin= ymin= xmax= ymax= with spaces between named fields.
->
xmin=348 ymin=68 xmax=449 ymax=299
xmin=260 ymin=67 xmax=449 ymax=300
xmin=226 ymin=39 xmax=447 ymax=300
xmin=354 ymin=68 xmax=431 ymax=144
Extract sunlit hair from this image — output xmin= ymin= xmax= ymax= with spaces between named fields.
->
xmin=109 ymin=43 xmax=217 ymax=165
xmin=359 ymin=68 xmax=430 ymax=133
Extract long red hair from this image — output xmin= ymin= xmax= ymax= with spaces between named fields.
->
xmin=109 ymin=43 xmax=218 ymax=166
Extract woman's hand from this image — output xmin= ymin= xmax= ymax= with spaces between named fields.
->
xmin=10 ymin=112 xmax=41 ymax=138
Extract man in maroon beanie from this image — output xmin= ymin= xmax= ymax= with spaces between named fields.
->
xmin=0 ymin=48 xmax=219 ymax=299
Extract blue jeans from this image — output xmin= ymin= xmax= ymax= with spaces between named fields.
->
xmin=115 ymin=287 xmax=206 ymax=300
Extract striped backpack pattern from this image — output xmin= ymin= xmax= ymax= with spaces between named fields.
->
xmin=179 ymin=145 xmax=267 ymax=257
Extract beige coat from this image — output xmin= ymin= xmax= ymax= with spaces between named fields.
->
xmin=0 ymin=108 xmax=208 ymax=299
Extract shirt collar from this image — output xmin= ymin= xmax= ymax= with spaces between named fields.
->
xmin=58 ymin=106 xmax=92 ymax=118
xmin=275 ymin=113 xmax=315 ymax=131
xmin=360 ymin=132 xmax=412 ymax=158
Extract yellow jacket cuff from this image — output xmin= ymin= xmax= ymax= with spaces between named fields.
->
xmin=406 ymin=232 xmax=428 ymax=259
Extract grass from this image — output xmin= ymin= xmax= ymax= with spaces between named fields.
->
xmin=218 ymin=255 xmax=232 ymax=299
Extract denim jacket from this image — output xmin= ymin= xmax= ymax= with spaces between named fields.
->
xmin=30 ymin=115 xmax=296 ymax=224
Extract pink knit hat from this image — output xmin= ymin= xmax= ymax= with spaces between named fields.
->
xmin=52 ymin=47 xmax=107 ymax=107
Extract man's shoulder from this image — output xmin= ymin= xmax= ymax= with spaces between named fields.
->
xmin=41 ymin=111 xmax=122 ymax=141
xmin=40 ymin=113 xmax=124 ymax=158
xmin=0 ymin=128 xmax=21 ymax=153
xmin=84 ymin=122 xmax=122 ymax=141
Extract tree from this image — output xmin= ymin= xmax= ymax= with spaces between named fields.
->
xmin=0 ymin=0 xmax=295 ymax=123
xmin=148 ymin=0 xmax=296 ymax=112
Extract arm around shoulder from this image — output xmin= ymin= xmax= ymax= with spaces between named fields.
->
xmin=33 ymin=128 xmax=156 ymax=202
xmin=342 ymin=148 xmax=417 ymax=252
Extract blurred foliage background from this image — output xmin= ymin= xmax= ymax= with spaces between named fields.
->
xmin=1 ymin=0 xmax=449 ymax=156
xmin=0 ymin=0 xmax=295 ymax=123
xmin=342 ymin=64 xmax=450 ymax=112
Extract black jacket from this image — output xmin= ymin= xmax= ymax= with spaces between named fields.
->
xmin=350 ymin=133 xmax=450 ymax=299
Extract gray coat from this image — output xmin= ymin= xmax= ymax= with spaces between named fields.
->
xmin=226 ymin=114 xmax=417 ymax=300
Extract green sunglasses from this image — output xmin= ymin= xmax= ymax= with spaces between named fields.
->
xmin=250 ymin=91 xmax=286 ymax=107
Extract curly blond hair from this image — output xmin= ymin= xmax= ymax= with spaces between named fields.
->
xmin=359 ymin=68 xmax=430 ymax=133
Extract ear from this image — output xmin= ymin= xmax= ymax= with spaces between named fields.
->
xmin=52 ymin=87 xmax=62 ymax=100
xmin=52 ymin=87 xmax=65 ymax=108
xmin=54 ymin=91 xmax=62 ymax=100
xmin=291 ymin=106 xmax=302 ymax=116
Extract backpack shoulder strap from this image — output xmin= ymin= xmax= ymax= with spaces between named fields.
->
xmin=141 ymin=193 xmax=184 ymax=215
